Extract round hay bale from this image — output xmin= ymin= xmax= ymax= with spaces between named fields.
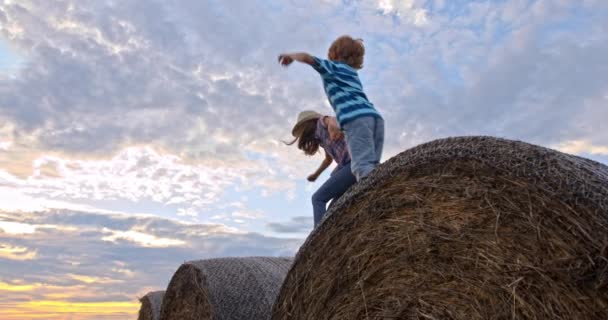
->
xmin=138 ymin=291 xmax=164 ymax=320
xmin=272 ymin=136 xmax=608 ymax=320
xmin=160 ymin=256 xmax=293 ymax=320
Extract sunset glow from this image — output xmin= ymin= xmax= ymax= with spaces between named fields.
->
xmin=1 ymin=300 xmax=138 ymax=320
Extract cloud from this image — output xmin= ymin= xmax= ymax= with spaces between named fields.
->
xmin=267 ymin=216 xmax=312 ymax=234
xmin=67 ymin=274 xmax=123 ymax=285
xmin=0 ymin=0 xmax=325 ymax=208
xmin=364 ymin=0 xmax=608 ymax=159
xmin=2 ymin=1 xmax=604 ymax=223
xmin=0 ymin=208 xmax=302 ymax=306
xmin=0 ymin=146 xmax=285 ymax=219
xmin=0 ymin=280 xmax=41 ymax=292
xmin=0 ymin=140 xmax=11 ymax=151
xmin=101 ymin=228 xmax=186 ymax=248
xmin=374 ymin=0 xmax=430 ymax=26
xmin=0 ymin=243 xmax=37 ymax=260
xmin=554 ymin=140 xmax=608 ymax=156
xmin=231 ymin=210 xmax=265 ymax=219
xmin=0 ymin=220 xmax=36 ymax=234
xmin=0 ymin=0 xmax=298 ymax=155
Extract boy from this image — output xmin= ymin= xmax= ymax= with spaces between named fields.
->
xmin=279 ymin=35 xmax=384 ymax=181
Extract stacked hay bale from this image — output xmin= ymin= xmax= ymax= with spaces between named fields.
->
xmin=160 ymin=256 xmax=292 ymax=320
xmin=138 ymin=291 xmax=164 ymax=320
xmin=272 ymin=136 xmax=608 ymax=320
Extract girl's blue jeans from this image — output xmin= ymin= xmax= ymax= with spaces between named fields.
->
xmin=312 ymin=162 xmax=356 ymax=227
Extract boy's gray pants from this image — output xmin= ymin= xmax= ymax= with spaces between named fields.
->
xmin=342 ymin=116 xmax=385 ymax=181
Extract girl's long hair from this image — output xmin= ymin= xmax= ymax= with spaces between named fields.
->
xmin=285 ymin=119 xmax=320 ymax=156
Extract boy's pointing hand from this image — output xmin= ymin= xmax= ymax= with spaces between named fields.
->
xmin=278 ymin=54 xmax=294 ymax=66
xmin=277 ymin=52 xmax=315 ymax=66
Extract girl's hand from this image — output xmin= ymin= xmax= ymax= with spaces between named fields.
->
xmin=324 ymin=116 xmax=343 ymax=141
xmin=278 ymin=54 xmax=294 ymax=66
xmin=307 ymin=173 xmax=319 ymax=182
xmin=328 ymin=126 xmax=344 ymax=141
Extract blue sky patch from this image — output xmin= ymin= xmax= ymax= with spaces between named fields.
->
xmin=0 ymin=40 xmax=23 ymax=73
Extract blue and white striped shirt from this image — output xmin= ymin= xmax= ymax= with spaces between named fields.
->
xmin=312 ymin=57 xmax=382 ymax=127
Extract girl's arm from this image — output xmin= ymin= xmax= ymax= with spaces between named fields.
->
xmin=307 ymin=152 xmax=333 ymax=182
xmin=323 ymin=116 xmax=344 ymax=141
xmin=278 ymin=52 xmax=315 ymax=66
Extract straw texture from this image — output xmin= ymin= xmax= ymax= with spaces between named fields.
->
xmin=272 ymin=136 xmax=608 ymax=320
xmin=138 ymin=291 xmax=164 ymax=320
xmin=160 ymin=256 xmax=293 ymax=320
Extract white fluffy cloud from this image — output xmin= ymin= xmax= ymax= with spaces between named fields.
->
xmin=100 ymin=228 xmax=187 ymax=248
xmin=1 ymin=0 xmax=605 ymax=196
xmin=0 ymin=220 xmax=36 ymax=234
xmin=374 ymin=0 xmax=429 ymax=26
xmin=0 ymin=143 xmax=300 ymax=221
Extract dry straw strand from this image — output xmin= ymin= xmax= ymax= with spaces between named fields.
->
xmin=272 ymin=136 xmax=608 ymax=320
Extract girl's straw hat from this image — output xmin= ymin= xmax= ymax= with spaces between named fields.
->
xmin=292 ymin=110 xmax=322 ymax=137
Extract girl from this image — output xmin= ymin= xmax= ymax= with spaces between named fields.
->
xmin=286 ymin=110 xmax=356 ymax=227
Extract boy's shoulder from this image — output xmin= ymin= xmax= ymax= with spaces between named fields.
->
xmin=315 ymin=56 xmax=349 ymax=67
xmin=313 ymin=56 xmax=358 ymax=77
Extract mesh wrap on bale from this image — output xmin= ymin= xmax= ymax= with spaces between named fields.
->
xmin=160 ymin=256 xmax=293 ymax=320
xmin=138 ymin=291 xmax=164 ymax=320
xmin=272 ymin=136 xmax=608 ymax=320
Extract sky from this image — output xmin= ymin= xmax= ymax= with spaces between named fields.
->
xmin=0 ymin=0 xmax=607 ymax=318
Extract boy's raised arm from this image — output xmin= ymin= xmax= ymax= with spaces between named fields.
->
xmin=278 ymin=52 xmax=315 ymax=66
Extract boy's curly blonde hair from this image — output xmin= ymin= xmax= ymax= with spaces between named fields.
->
xmin=328 ymin=35 xmax=365 ymax=69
